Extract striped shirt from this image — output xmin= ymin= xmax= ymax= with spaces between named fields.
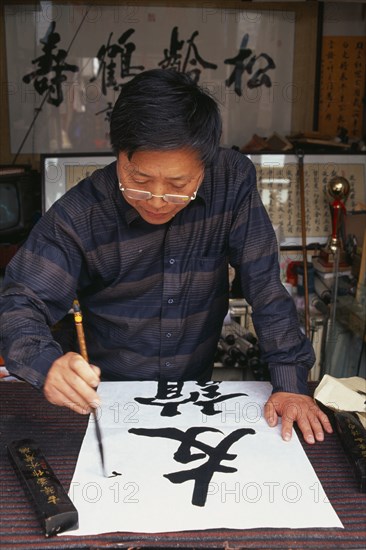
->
xmin=0 ymin=148 xmax=314 ymax=393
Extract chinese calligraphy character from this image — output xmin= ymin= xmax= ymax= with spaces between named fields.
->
xmin=194 ymin=382 xmax=248 ymax=416
xmin=158 ymin=26 xmax=217 ymax=82
xmin=17 ymin=444 xmax=60 ymax=505
xmin=22 ymin=21 xmax=79 ymax=107
xmin=224 ymin=33 xmax=275 ymax=96
xmin=130 ymin=426 xmax=255 ymax=506
xmin=91 ymin=28 xmax=145 ymax=95
xmin=135 ymin=380 xmax=199 ymax=416
xmin=134 ymin=380 xmax=247 ymax=417
xmin=196 ymin=381 xmax=222 ymax=399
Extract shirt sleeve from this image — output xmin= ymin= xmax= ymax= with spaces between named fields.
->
xmin=229 ymin=161 xmax=315 ymax=395
xmin=0 ymin=211 xmax=82 ymax=389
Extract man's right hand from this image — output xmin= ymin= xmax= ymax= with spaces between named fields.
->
xmin=43 ymin=352 xmax=101 ymax=415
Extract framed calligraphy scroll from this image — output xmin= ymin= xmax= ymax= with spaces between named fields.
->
xmin=246 ymin=153 xmax=366 ymax=246
xmin=5 ymin=3 xmax=295 ymax=154
xmin=318 ymin=36 xmax=366 ymax=140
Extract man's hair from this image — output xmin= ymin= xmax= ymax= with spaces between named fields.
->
xmin=110 ymin=69 xmax=222 ymax=166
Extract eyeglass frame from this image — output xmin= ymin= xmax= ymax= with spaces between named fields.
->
xmin=118 ymin=175 xmax=202 ymax=204
xmin=118 ymin=183 xmax=198 ymax=204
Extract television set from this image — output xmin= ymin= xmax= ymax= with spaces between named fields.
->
xmin=0 ymin=165 xmax=41 ymax=245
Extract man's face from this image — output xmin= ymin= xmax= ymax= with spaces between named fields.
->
xmin=116 ymin=149 xmax=204 ymax=225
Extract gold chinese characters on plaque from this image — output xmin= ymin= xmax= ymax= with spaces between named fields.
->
xmin=319 ymin=36 xmax=366 ymax=139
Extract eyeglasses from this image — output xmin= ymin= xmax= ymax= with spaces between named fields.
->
xmin=118 ymin=182 xmax=198 ymax=204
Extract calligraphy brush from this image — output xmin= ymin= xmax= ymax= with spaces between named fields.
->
xmin=72 ymin=299 xmax=107 ymax=477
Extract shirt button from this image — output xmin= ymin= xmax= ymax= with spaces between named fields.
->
xmin=169 ymin=258 xmax=175 ymax=265
xmin=165 ymin=361 xmax=171 ymax=367
xmin=166 ymin=332 xmax=172 ymax=338
xmin=168 ymin=298 xmax=174 ymax=304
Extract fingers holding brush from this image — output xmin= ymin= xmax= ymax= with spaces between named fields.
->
xmin=43 ymin=352 xmax=101 ymax=414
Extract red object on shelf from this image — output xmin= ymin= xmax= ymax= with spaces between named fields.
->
xmin=286 ymin=261 xmax=302 ymax=286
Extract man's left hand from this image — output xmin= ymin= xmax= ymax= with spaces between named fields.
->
xmin=264 ymin=392 xmax=333 ymax=444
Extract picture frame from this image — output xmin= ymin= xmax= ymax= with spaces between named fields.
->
xmin=6 ymin=3 xmax=298 ymax=155
xmin=41 ymin=152 xmax=115 ymax=212
xmin=246 ymin=153 xmax=366 ymax=246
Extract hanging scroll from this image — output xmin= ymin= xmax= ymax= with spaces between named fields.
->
xmin=248 ymin=154 xmax=366 ymax=246
xmin=318 ymin=36 xmax=366 ymax=140
xmin=4 ymin=4 xmax=295 ymax=154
